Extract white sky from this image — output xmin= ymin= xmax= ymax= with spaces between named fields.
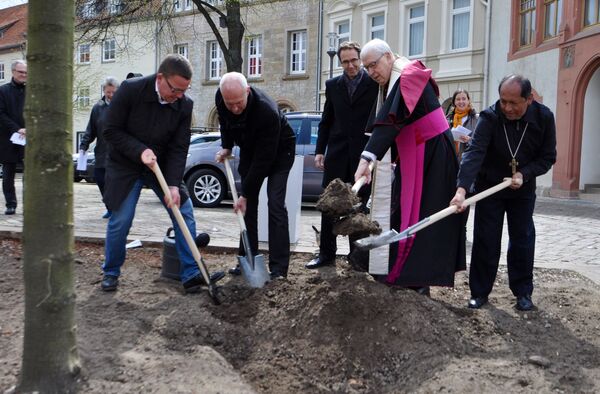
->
xmin=0 ymin=0 xmax=27 ymax=10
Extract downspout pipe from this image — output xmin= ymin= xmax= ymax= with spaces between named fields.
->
xmin=316 ymin=0 xmax=324 ymax=111
xmin=480 ymin=0 xmax=491 ymax=107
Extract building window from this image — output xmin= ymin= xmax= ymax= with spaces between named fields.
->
xmin=79 ymin=0 xmax=96 ymax=19
xmin=109 ymin=0 xmax=123 ymax=15
xmin=544 ymin=0 xmax=562 ymax=38
xmin=0 ymin=63 xmax=4 ymax=81
xmin=175 ymin=44 xmax=188 ymax=59
xmin=370 ymin=13 xmax=385 ymax=40
xmin=584 ymin=0 xmax=600 ymax=26
xmin=173 ymin=0 xmax=181 ymax=12
xmin=519 ymin=0 xmax=536 ymax=46
xmin=102 ymin=39 xmax=116 ymax=62
xmin=208 ymin=41 xmax=223 ymax=80
xmin=408 ymin=4 xmax=425 ymax=57
xmin=77 ymin=87 xmax=90 ymax=109
xmin=78 ymin=43 xmax=91 ymax=64
xmin=451 ymin=0 xmax=470 ymax=49
xmin=247 ymin=36 xmax=262 ymax=78
xmin=289 ymin=30 xmax=307 ymax=74
xmin=335 ymin=20 xmax=350 ymax=67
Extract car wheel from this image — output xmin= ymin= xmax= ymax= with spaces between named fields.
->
xmin=186 ymin=168 xmax=226 ymax=208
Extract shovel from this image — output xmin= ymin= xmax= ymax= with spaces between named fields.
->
xmin=151 ymin=163 xmax=221 ymax=305
xmin=354 ymin=178 xmax=515 ymax=251
xmin=223 ymin=157 xmax=270 ymax=288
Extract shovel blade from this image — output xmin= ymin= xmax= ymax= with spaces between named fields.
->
xmin=354 ymin=229 xmax=410 ymax=251
xmin=238 ymin=254 xmax=270 ymax=288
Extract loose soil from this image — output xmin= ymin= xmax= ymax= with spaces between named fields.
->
xmin=1 ymin=238 xmax=599 ymax=393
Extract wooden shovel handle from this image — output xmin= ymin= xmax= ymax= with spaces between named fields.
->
xmin=151 ymin=163 xmax=211 ymax=285
xmin=406 ymin=178 xmax=514 ymax=236
xmin=223 ymin=157 xmax=247 ymax=231
xmin=351 ymin=161 xmax=375 ymax=194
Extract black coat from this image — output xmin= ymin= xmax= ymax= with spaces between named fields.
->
xmin=0 ymin=79 xmax=25 ymax=164
xmin=80 ymin=97 xmax=110 ymax=168
xmin=457 ymin=100 xmax=557 ymax=198
xmin=317 ymin=71 xmax=378 ymax=186
xmin=216 ymin=87 xmax=295 ymax=198
xmin=102 ymin=74 xmax=193 ymax=210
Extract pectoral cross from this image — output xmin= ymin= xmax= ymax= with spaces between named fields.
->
xmin=509 ymin=158 xmax=518 ymax=175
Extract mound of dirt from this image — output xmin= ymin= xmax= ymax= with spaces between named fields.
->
xmin=1 ymin=238 xmax=600 ymax=393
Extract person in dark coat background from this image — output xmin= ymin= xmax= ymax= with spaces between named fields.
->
xmin=305 ymin=41 xmax=378 ymax=269
xmin=0 ymin=60 xmax=27 ymax=215
xmin=79 ymin=76 xmax=120 ymax=219
xmin=100 ymin=54 xmax=223 ymax=293
xmin=215 ymin=72 xmax=296 ymax=280
xmin=451 ymin=75 xmax=557 ymax=311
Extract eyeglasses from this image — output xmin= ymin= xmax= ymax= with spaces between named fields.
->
xmin=164 ymin=77 xmax=189 ymax=94
xmin=340 ymin=58 xmax=360 ymax=66
xmin=363 ymin=53 xmax=385 ymax=71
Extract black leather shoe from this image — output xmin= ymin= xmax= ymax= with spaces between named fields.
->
xmin=183 ymin=271 xmax=226 ymax=294
xmin=101 ymin=275 xmax=118 ymax=291
xmin=269 ymin=271 xmax=287 ymax=280
xmin=5 ymin=207 xmax=15 ymax=215
xmin=305 ymin=256 xmax=334 ymax=269
xmin=516 ymin=295 xmax=534 ymax=311
xmin=468 ymin=296 xmax=488 ymax=309
xmin=228 ymin=265 xmax=241 ymax=276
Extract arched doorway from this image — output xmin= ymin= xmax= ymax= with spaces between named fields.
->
xmin=580 ymin=67 xmax=600 ymax=191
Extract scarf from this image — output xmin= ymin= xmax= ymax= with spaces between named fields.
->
xmin=452 ymin=105 xmax=471 ymax=128
xmin=343 ymin=69 xmax=364 ymax=99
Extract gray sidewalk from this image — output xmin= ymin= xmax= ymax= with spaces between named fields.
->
xmin=1 ymin=176 xmax=599 ymax=284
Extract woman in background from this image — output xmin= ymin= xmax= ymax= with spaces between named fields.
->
xmin=446 ymin=89 xmax=478 ymax=159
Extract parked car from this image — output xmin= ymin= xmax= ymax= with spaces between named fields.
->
xmin=72 ymin=132 xmax=222 ymax=183
xmin=0 ymin=162 xmax=24 ymax=179
xmin=183 ymin=111 xmax=324 ymax=208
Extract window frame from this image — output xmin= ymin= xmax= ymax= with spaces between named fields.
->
xmin=450 ymin=0 xmax=472 ymax=50
xmin=77 ymin=43 xmax=91 ymax=64
xmin=407 ymin=3 xmax=426 ymax=58
xmin=207 ymin=41 xmax=223 ymax=81
xmin=289 ymin=30 xmax=307 ymax=75
xmin=519 ymin=0 xmax=537 ymax=47
xmin=246 ymin=35 xmax=263 ymax=78
xmin=0 ymin=63 xmax=5 ymax=81
xmin=543 ymin=0 xmax=562 ymax=39
xmin=369 ymin=13 xmax=385 ymax=40
xmin=175 ymin=43 xmax=189 ymax=59
xmin=334 ymin=20 xmax=351 ymax=67
xmin=584 ymin=0 xmax=600 ymax=27
xmin=102 ymin=38 xmax=116 ymax=63
xmin=77 ymin=86 xmax=91 ymax=109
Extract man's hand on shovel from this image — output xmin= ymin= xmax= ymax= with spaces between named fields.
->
xmin=142 ymin=148 xmax=180 ymax=208
xmin=354 ymin=158 xmax=373 ymax=186
xmin=450 ymin=174 xmax=523 ymax=213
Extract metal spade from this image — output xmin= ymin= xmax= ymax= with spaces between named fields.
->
xmin=355 ymin=178 xmax=514 ymax=251
xmin=224 ymin=157 xmax=270 ymax=288
xmin=151 ymin=163 xmax=221 ymax=304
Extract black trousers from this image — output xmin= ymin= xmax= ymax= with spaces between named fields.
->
xmin=240 ymin=166 xmax=291 ymax=276
xmin=469 ymin=194 xmax=536 ymax=298
xmin=94 ymin=167 xmax=109 ymax=211
xmin=1 ymin=162 xmax=17 ymax=209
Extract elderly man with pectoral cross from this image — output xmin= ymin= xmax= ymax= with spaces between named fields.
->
xmin=451 ymin=75 xmax=557 ymax=311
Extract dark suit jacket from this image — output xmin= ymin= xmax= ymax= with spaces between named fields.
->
xmin=102 ymin=74 xmax=193 ymax=210
xmin=80 ymin=96 xmax=110 ymax=168
xmin=216 ymin=87 xmax=295 ymax=198
xmin=458 ymin=100 xmax=557 ymax=198
xmin=0 ymin=79 xmax=25 ymax=164
xmin=316 ymin=70 xmax=378 ymax=186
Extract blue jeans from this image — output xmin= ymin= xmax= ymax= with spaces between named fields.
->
xmin=102 ymin=178 xmax=200 ymax=283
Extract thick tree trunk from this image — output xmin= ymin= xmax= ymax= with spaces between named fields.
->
xmin=19 ymin=0 xmax=80 ymax=393
xmin=224 ymin=1 xmax=244 ymax=72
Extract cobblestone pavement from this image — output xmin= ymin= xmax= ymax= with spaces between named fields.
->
xmin=1 ymin=176 xmax=599 ymax=284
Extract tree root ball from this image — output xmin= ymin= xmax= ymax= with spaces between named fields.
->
xmin=315 ymin=179 xmax=361 ymax=217
xmin=333 ymin=213 xmax=381 ymax=237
